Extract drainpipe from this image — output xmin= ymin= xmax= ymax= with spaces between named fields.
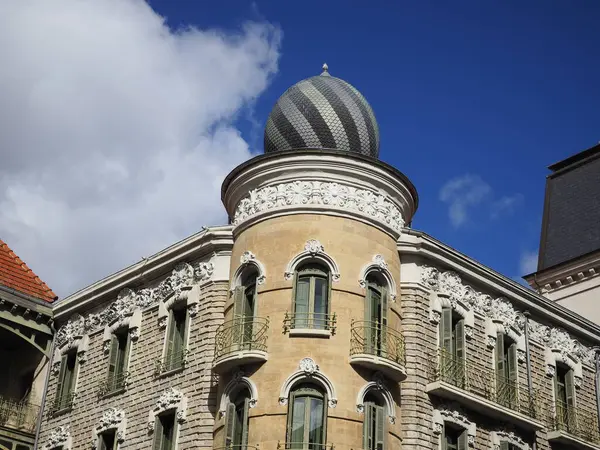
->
xmin=33 ymin=321 xmax=57 ymax=450
xmin=594 ymin=348 xmax=600 ymax=435
xmin=523 ymin=311 xmax=537 ymax=450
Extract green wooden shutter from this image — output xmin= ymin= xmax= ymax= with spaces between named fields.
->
xmin=507 ymin=343 xmax=517 ymax=382
xmin=457 ymin=429 xmax=468 ymax=450
xmin=294 ymin=277 xmax=310 ymax=328
xmin=363 ymin=403 xmax=374 ymax=450
xmin=500 ymin=442 xmax=509 ymax=450
xmin=495 ymin=332 xmax=505 ymax=379
xmin=441 ymin=424 xmax=447 ymax=450
xmin=365 ymin=286 xmax=374 ymax=353
xmin=440 ymin=308 xmax=453 ymax=354
xmin=233 ymin=286 xmax=244 ymax=319
xmin=108 ymin=335 xmax=119 ymax=380
xmin=55 ymin=354 xmax=67 ymax=405
xmin=224 ymin=402 xmax=236 ymax=448
xmin=375 ymin=404 xmax=385 ymax=450
xmin=242 ymin=397 xmax=251 ymax=447
xmin=285 ymin=390 xmax=296 ymax=445
xmin=380 ymin=287 xmax=388 ymax=356
xmin=166 ymin=311 xmax=176 ymax=367
xmin=153 ymin=416 xmax=164 ymax=450
xmin=455 ymin=319 xmax=465 ymax=360
xmin=565 ymin=369 xmax=575 ymax=407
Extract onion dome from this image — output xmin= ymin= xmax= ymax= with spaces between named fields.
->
xmin=264 ymin=64 xmax=380 ymax=158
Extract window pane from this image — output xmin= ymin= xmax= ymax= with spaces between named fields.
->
xmin=161 ymin=413 xmax=175 ymax=450
xmin=291 ymin=396 xmax=306 ymax=446
xmin=308 ymin=397 xmax=324 ymax=448
xmin=101 ymin=430 xmax=116 ymax=450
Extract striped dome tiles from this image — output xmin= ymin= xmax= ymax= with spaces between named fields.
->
xmin=264 ymin=65 xmax=380 ymax=158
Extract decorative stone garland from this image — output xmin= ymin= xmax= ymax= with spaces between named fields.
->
xmin=44 ymin=426 xmax=71 ymax=450
xmin=148 ymin=388 xmax=187 ymax=432
xmin=421 ymin=266 xmax=596 ymax=368
xmin=233 ymin=180 xmax=405 ymax=233
xmin=432 ymin=405 xmax=476 ymax=447
xmin=91 ymin=408 xmax=126 ymax=449
xmin=55 ymin=261 xmax=214 ymax=347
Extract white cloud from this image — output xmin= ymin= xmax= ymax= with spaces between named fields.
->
xmin=491 ymin=194 xmax=524 ymax=219
xmin=439 ymin=175 xmax=492 ymax=227
xmin=0 ymin=0 xmax=281 ymax=296
xmin=519 ymin=250 xmax=538 ymax=275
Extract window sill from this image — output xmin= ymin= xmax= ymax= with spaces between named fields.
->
xmin=155 ymin=366 xmax=185 ymax=378
xmin=50 ymin=406 xmax=73 ymax=417
xmin=100 ymin=387 xmax=126 ymax=399
xmin=288 ymin=328 xmax=332 ymax=338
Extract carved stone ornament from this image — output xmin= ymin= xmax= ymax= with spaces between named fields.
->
xmin=56 ymin=260 xmax=214 ymax=344
xmin=148 ymin=388 xmax=187 ymax=432
xmin=284 ymin=240 xmax=341 ymax=282
xmin=422 ymin=265 xmax=597 ymax=368
xmin=91 ymin=408 xmax=126 ymax=449
xmin=358 ymin=254 xmax=397 ymax=302
xmin=432 ymin=406 xmax=476 ymax=447
xmin=491 ymin=430 xmax=530 ymax=450
xmin=44 ymin=426 xmax=71 ymax=450
xmin=233 ymin=181 xmax=406 ymax=233
xmin=240 ymin=251 xmax=256 ymax=265
xmin=237 ymin=251 xmax=266 ymax=286
xmin=299 ymin=357 xmax=319 ymax=375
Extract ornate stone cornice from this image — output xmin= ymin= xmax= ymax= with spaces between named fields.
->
xmin=432 ymin=405 xmax=476 ymax=447
xmin=422 ymin=265 xmax=596 ymax=368
xmin=284 ymin=240 xmax=341 ymax=282
xmin=233 ymin=180 xmax=405 ymax=233
xmin=56 ymin=260 xmax=213 ymax=345
xmin=91 ymin=408 xmax=126 ymax=449
xmin=148 ymin=388 xmax=187 ymax=431
xmin=490 ymin=430 xmax=529 ymax=450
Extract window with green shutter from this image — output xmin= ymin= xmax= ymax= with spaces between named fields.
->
xmin=293 ymin=264 xmax=330 ymax=330
xmin=439 ymin=308 xmax=465 ymax=387
xmin=364 ymin=273 xmax=388 ymax=357
xmin=106 ymin=328 xmax=130 ymax=393
xmin=554 ymin=364 xmax=576 ymax=431
xmin=98 ymin=429 xmax=117 ymax=450
xmin=232 ymin=272 xmax=258 ymax=351
xmin=224 ymin=388 xmax=251 ymax=449
xmin=286 ymin=383 xmax=327 ymax=450
xmin=362 ymin=393 xmax=385 ymax=450
xmin=442 ymin=424 xmax=468 ymax=450
xmin=54 ymin=350 xmax=77 ymax=411
xmin=164 ymin=306 xmax=188 ymax=372
xmin=153 ymin=411 xmax=176 ymax=450
xmin=495 ymin=332 xmax=518 ymax=408
xmin=499 ymin=443 xmax=518 ymax=450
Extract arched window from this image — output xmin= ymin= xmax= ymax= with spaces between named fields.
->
xmin=364 ymin=273 xmax=388 ymax=355
xmin=224 ymin=387 xmax=251 ymax=449
xmin=363 ymin=393 xmax=385 ymax=450
xmin=293 ymin=263 xmax=331 ymax=330
xmin=286 ymin=383 xmax=327 ymax=450
xmin=495 ymin=332 xmax=517 ymax=408
xmin=232 ymin=270 xmax=258 ymax=351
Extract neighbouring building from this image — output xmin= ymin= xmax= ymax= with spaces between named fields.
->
xmin=38 ymin=65 xmax=600 ymax=450
xmin=524 ymin=144 xmax=600 ymax=325
xmin=0 ymin=240 xmax=56 ymax=450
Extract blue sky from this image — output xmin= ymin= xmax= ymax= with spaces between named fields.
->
xmin=146 ymin=0 xmax=600 ymax=282
xmin=3 ymin=1 xmax=599 ymax=295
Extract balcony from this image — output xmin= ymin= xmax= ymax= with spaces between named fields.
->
xmin=0 ymin=396 xmax=39 ymax=434
xmin=155 ymin=349 xmax=190 ymax=377
xmin=547 ymin=400 xmax=600 ymax=449
xmin=349 ymin=320 xmax=406 ymax=381
xmin=426 ymin=350 xmax=544 ymax=430
xmin=283 ymin=312 xmax=336 ymax=337
xmin=98 ymin=371 xmax=130 ymax=397
xmin=213 ymin=317 xmax=269 ymax=373
xmin=48 ymin=391 xmax=76 ymax=417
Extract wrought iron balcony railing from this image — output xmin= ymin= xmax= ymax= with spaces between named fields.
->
xmin=550 ymin=399 xmax=600 ymax=445
xmin=155 ymin=349 xmax=189 ymax=376
xmin=49 ymin=391 xmax=76 ymax=416
xmin=283 ymin=312 xmax=337 ymax=334
xmin=98 ymin=371 xmax=130 ymax=397
xmin=427 ymin=350 xmax=539 ymax=420
xmin=214 ymin=317 xmax=269 ymax=360
xmin=350 ymin=320 xmax=405 ymax=366
xmin=0 ymin=396 xmax=40 ymax=433
xmin=278 ymin=441 xmax=335 ymax=450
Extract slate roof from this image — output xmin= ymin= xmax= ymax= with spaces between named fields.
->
xmin=0 ymin=239 xmax=57 ymax=302
xmin=538 ymin=143 xmax=600 ymax=270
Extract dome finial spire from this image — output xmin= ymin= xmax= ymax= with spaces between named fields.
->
xmin=321 ymin=63 xmax=330 ymax=76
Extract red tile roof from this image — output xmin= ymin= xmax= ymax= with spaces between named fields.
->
xmin=0 ymin=240 xmax=57 ymax=302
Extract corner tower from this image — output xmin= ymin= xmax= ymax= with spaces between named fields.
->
xmin=217 ymin=66 xmax=418 ymax=450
